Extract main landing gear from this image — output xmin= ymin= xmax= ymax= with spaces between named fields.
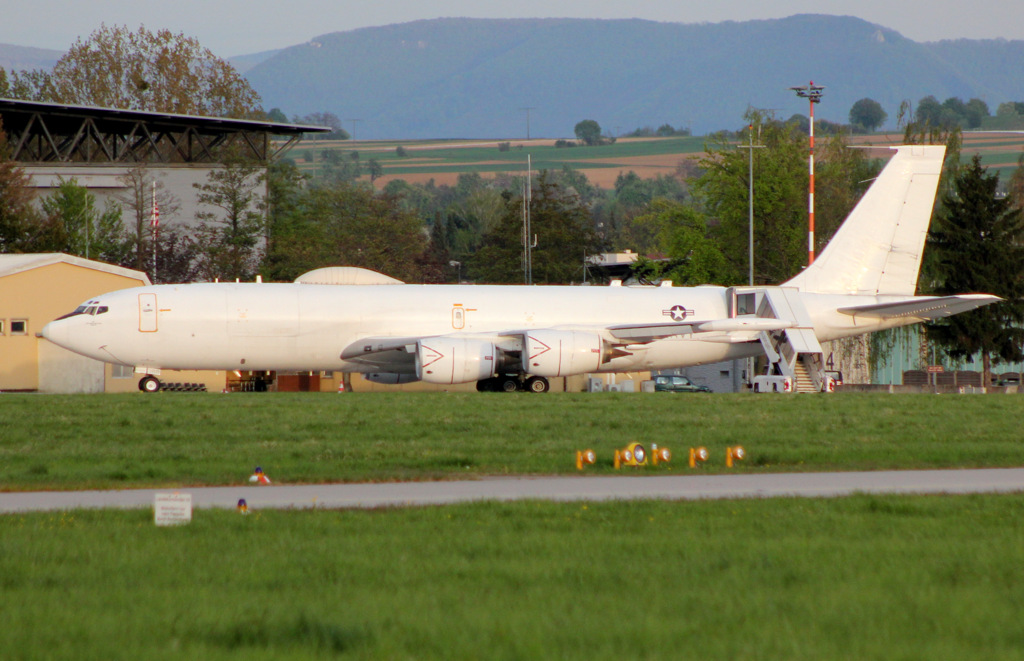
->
xmin=139 ymin=375 xmax=162 ymax=393
xmin=476 ymin=375 xmax=550 ymax=393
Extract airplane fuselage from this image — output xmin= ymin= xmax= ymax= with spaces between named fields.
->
xmin=41 ymin=281 xmax=918 ymax=376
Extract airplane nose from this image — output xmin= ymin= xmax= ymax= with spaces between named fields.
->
xmin=41 ymin=319 xmax=68 ymax=349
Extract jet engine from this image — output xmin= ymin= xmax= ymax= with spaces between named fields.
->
xmin=416 ymin=338 xmax=499 ymax=384
xmin=523 ymin=330 xmax=607 ymax=377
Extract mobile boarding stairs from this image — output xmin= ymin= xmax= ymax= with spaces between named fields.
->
xmin=731 ymin=286 xmax=837 ymax=394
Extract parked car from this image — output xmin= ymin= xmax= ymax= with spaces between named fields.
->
xmin=654 ymin=375 xmax=712 ymax=393
xmin=995 ymin=373 xmax=1021 ymax=387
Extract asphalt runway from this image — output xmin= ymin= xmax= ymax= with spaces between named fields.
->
xmin=3 ymin=468 xmax=1024 ymax=513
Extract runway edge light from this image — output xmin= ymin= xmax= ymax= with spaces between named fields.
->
xmin=249 ymin=466 xmax=272 ymax=484
xmin=576 ymin=449 xmax=596 ymax=470
xmin=727 ymin=446 xmax=746 ymax=468
xmin=689 ymin=446 xmax=709 ymax=468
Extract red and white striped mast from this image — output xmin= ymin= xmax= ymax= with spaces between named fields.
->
xmin=790 ymin=81 xmax=824 ymax=266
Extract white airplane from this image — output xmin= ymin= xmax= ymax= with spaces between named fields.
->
xmin=43 ymin=145 xmax=998 ymax=393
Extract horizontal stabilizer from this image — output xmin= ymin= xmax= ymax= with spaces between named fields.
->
xmin=608 ymin=318 xmax=794 ymax=343
xmin=838 ymin=295 xmax=1001 ymax=320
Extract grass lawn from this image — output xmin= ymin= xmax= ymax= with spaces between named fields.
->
xmin=3 ymin=494 xmax=1024 ymax=660
xmin=2 ymin=392 xmax=1023 ymax=491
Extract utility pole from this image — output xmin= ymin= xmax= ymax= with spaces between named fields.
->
xmin=519 ymin=107 xmax=535 ymax=140
xmin=790 ymin=81 xmax=824 ymax=266
xmin=345 ymin=118 xmax=362 ymax=141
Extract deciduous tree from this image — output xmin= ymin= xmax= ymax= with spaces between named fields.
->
xmin=574 ymin=119 xmax=603 ymax=146
xmin=629 ymin=199 xmax=734 ymax=285
xmin=848 ymin=97 xmax=887 ymax=132
xmin=694 ymin=110 xmax=873 ymax=284
xmin=40 ymin=177 xmax=129 ymax=264
xmin=192 ymin=158 xmax=266 ymax=281
xmin=24 ymin=24 xmax=260 ymax=118
xmin=470 ymin=172 xmax=603 ymax=284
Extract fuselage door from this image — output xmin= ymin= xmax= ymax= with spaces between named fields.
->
xmin=139 ymin=293 xmax=158 ymax=332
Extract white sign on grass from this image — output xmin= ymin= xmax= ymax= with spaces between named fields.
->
xmin=154 ymin=492 xmax=192 ymax=526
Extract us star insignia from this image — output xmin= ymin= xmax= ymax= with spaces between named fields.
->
xmin=662 ymin=305 xmax=692 ymax=322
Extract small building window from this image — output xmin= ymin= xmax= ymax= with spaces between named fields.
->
xmin=112 ymin=365 xmax=133 ymax=379
xmin=10 ymin=319 xmax=27 ymax=335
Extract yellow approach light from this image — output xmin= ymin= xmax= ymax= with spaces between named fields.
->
xmin=651 ymin=444 xmax=671 ymax=466
xmin=614 ymin=442 xmax=647 ymax=469
xmin=689 ymin=446 xmax=709 ymax=468
xmin=576 ymin=449 xmax=596 ymax=470
xmin=727 ymin=446 xmax=746 ymax=468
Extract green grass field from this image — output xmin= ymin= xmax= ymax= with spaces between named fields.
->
xmin=5 ymin=393 xmax=1024 ymax=659
xmin=3 ymin=495 xmax=1024 ymax=660
xmin=2 ymin=392 xmax=1023 ymax=491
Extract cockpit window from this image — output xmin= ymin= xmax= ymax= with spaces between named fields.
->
xmin=55 ymin=302 xmax=107 ymax=320
xmin=55 ymin=305 xmax=88 ymax=320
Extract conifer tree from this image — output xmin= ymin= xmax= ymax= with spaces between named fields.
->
xmin=925 ymin=154 xmax=1024 ymax=383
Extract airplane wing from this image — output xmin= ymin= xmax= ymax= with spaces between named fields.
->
xmin=342 ymin=317 xmax=798 ymax=370
xmin=837 ymin=294 xmax=1001 ymax=320
xmin=606 ymin=318 xmax=795 ymax=343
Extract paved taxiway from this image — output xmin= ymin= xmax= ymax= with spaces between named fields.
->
xmin=3 ymin=468 xmax=1024 ymax=513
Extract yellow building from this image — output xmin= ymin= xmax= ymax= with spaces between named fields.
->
xmin=0 ymin=253 xmax=152 ymax=393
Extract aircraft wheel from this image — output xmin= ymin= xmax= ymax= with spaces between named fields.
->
xmin=526 ymin=376 xmax=550 ymax=393
xmin=500 ymin=377 xmax=521 ymax=393
xmin=476 ymin=378 xmax=495 ymax=392
xmin=139 ymin=375 xmax=161 ymax=393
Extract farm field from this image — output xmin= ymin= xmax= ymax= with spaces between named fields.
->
xmin=288 ymin=132 xmax=1024 ymax=189
xmin=3 ymin=494 xmax=1023 ymax=660
xmin=1 ymin=392 xmax=1023 ymax=491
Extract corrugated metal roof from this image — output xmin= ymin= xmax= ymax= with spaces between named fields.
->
xmin=0 ymin=97 xmax=330 ymax=136
xmin=0 ymin=253 xmax=151 ymax=284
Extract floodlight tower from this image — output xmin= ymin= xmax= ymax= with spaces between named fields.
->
xmin=790 ymin=81 xmax=824 ymax=266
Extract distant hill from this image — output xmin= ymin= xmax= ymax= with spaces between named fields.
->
xmin=245 ymin=15 xmax=1024 ymax=139
xmin=0 ymin=43 xmax=279 ymax=76
xmin=0 ymin=44 xmax=61 ymax=72
xmin=228 ymin=49 xmax=282 ymax=74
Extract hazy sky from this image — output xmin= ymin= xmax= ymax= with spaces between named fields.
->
xmin=2 ymin=0 xmax=1023 ymax=57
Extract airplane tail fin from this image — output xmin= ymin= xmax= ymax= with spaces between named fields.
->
xmin=783 ymin=145 xmax=946 ymax=296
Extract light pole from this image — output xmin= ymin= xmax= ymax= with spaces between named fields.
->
xmin=737 ymin=124 xmax=765 ymax=286
xmin=789 ymin=81 xmax=824 ymax=266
